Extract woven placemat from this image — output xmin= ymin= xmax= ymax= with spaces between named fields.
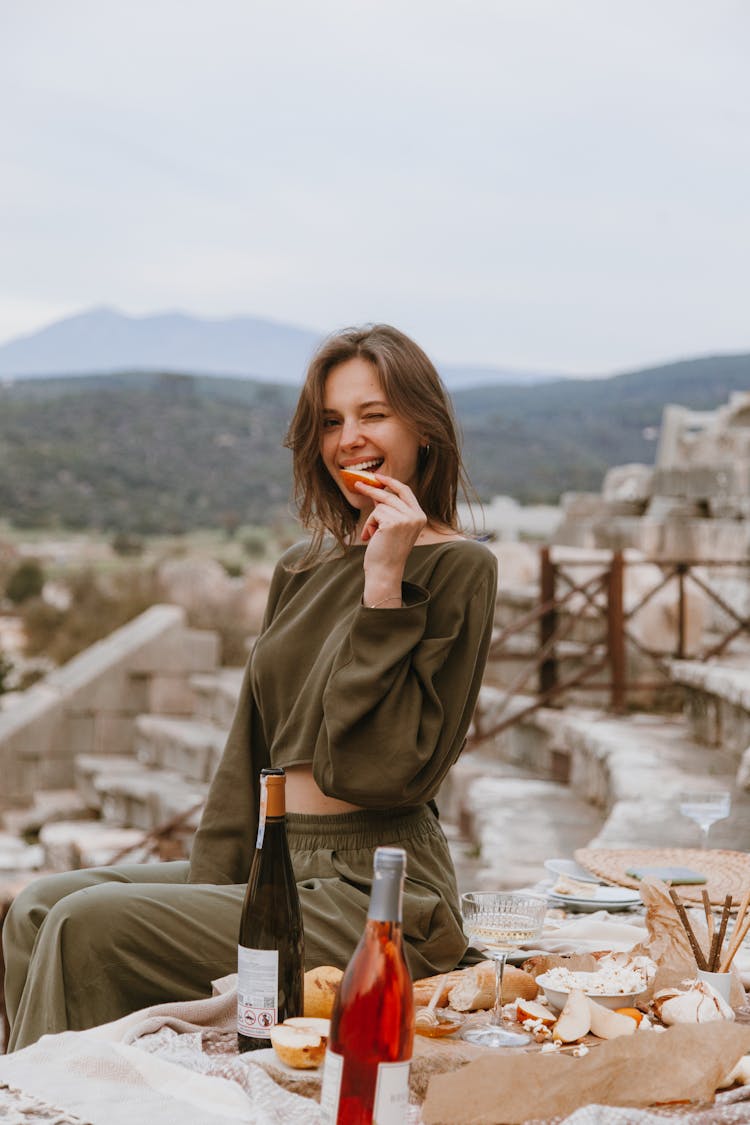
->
xmin=574 ymin=847 xmax=750 ymax=906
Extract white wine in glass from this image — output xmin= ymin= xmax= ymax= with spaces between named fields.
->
xmin=679 ymin=790 xmax=731 ymax=848
xmin=461 ymin=891 xmax=547 ymax=1048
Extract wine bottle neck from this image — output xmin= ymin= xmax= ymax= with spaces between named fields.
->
xmin=367 ymin=867 xmax=404 ymax=923
xmin=256 ymin=770 xmax=286 ymax=848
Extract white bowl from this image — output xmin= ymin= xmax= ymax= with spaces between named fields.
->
xmin=535 ymin=971 xmax=647 ymax=1012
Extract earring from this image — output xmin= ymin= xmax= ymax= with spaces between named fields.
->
xmin=421 ymin=443 xmax=430 ymax=457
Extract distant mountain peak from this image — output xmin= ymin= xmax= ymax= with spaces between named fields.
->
xmin=0 ymin=306 xmax=564 ymax=388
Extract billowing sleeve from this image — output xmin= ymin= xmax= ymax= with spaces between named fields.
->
xmin=312 ymin=547 xmax=497 ymax=808
xmin=187 ymin=551 xmax=297 ymax=885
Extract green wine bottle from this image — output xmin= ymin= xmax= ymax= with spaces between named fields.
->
xmin=237 ymin=767 xmax=304 ymax=1052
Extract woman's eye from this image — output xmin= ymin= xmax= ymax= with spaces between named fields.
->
xmin=364 ymin=413 xmax=386 ymax=421
xmin=322 ymin=418 xmax=340 ymax=429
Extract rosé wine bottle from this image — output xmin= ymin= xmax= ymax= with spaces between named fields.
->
xmin=320 ymin=846 xmax=414 ymax=1124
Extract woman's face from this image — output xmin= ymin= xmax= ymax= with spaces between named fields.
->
xmin=321 ymin=356 xmax=423 ymax=518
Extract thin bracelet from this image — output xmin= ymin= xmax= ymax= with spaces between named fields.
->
xmin=364 ymin=595 xmax=404 ymax=609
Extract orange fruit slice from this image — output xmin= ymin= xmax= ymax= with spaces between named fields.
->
xmin=339 ymin=468 xmax=385 ymax=490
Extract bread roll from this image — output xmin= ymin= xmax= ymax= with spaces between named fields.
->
xmin=304 ymin=965 xmax=343 ymax=1019
xmin=413 ymin=963 xmax=537 ymax=1011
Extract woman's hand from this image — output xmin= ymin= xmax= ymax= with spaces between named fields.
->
xmin=356 ymin=473 xmax=427 ymax=607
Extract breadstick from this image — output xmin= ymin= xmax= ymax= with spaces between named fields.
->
xmin=720 ymin=900 xmax=750 ymax=973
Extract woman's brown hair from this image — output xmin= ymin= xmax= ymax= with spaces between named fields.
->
xmin=285 ymin=324 xmax=471 ymax=566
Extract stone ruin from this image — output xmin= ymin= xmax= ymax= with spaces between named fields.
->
xmin=555 ymin=390 xmax=750 ymax=561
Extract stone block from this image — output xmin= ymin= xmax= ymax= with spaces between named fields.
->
xmin=93 ymin=713 xmax=136 ymax=755
xmin=39 ymin=820 xmax=146 ymax=871
xmin=74 ymin=754 xmax=144 ymax=809
xmin=62 ymin=713 xmax=97 ymax=756
xmin=0 ymin=833 xmax=43 ymax=874
xmin=147 ymin=675 xmax=196 ymax=715
xmin=130 ymin=627 xmax=220 ymax=675
xmin=133 ymin=716 xmax=225 ymax=782
xmin=602 ymin=464 xmax=654 ymax=505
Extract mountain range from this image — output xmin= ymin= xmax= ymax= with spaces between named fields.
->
xmin=1 ymin=352 xmax=749 ymax=534
xmin=0 ymin=308 xmax=561 ymax=390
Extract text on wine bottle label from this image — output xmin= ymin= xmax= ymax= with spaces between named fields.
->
xmin=319 ymin=1050 xmax=410 ymax=1124
xmin=237 ymin=945 xmax=278 ymax=1036
xmin=318 ymin=1049 xmax=343 ymax=1123
xmin=373 ymin=1060 xmax=411 ymax=1123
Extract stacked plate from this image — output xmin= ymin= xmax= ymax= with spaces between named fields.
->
xmin=544 ymin=858 xmax=642 ymax=913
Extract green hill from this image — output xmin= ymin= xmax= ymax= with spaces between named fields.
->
xmin=1 ymin=354 xmax=748 ymax=532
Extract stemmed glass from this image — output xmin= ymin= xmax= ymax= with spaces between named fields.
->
xmin=679 ymin=790 xmax=731 ymax=849
xmin=460 ymin=891 xmax=547 ymax=1048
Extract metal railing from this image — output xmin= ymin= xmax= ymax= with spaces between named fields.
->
xmin=472 ymin=548 xmax=750 ymax=743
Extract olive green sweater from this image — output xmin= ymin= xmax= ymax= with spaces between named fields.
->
xmin=188 ymin=538 xmax=497 ymax=885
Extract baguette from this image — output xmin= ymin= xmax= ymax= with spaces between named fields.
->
xmin=413 ymin=962 xmax=538 ymax=1011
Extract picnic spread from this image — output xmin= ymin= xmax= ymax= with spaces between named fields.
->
xmin=5 ymin=852 xmax=750 ymax=1124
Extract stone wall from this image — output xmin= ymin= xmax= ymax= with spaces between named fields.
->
xmin=0 ymin=605 xmax=219 ymax=808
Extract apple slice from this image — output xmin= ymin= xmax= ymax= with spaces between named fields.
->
xmin=552 ymin=988 xmax=591 ymax=1043
xmin=340 ymin=468 xmax=385 ymax=490
xmin=270 ymin=1017 xmax=330 ymax=1069
xmin=587 ymin=998 xmax=638 ymax=1040
xmin=516 ymin=999 xmax=557 ymax=1027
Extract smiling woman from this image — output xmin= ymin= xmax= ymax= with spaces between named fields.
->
xmin=3 ymin=323 xmax=498 ymax=1052
xmin=285 ymin=325 xmax=468 ymax=568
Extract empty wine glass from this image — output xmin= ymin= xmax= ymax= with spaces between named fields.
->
xmin=460 ymin=891 xmax=547 ymax=1048
xmin=679 ymin=790 xmax=731 ymax=848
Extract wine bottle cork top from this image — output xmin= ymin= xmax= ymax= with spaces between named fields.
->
xmin=261 ymin=769 xmax=286 ymax=818
xmin=373 ymin=846 xmax=407 ymax=873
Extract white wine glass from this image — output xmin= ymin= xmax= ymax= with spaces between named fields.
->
xmin=679 ymin=790 xmax=731 ymax=849
xmin=460 ymin=891 xmax=547 ymax=1048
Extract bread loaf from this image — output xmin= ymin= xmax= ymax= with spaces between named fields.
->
xmin=413 ymin=963 xmax=538 ymax=1011
xmin=303 ymin=965 xmax=343 ymax=1019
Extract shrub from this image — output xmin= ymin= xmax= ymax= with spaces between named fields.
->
xmin=22 ymin=565 xmax=162 ymax=665
xmin=6 ymin=560 xmax=45 ymax=604
xmin=241 ymin=528 xmax=268 ymax=559
xmin=112 ymin=532 xmax=145 ymax=557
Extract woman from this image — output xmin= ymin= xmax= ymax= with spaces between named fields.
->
xmin=3 ymin=324 xmax=497 ymax=1050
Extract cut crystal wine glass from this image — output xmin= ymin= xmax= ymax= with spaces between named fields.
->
xmin=460 ymin=890 xmax=547 ymax=1048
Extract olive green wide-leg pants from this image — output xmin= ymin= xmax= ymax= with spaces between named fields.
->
xmin=4 ymin=807 xmax=470 ymax=1052
xmin=4 ymin=860 xmax=245 ymax=1052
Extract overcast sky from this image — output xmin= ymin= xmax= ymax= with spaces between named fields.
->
xmin=1 ymin=0 xmax=748 ymax=373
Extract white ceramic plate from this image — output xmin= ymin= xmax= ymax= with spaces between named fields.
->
xmin=547 ymin=886 xmax=642 ymax=913
xmin=536 ymin=971 xmax=648 ymax=1012
xmin=544 ymin=858 xmax=603 ymax=884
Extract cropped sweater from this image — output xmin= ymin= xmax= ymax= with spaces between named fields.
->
xmin=188 ymin=537 xmax=498 ymax=885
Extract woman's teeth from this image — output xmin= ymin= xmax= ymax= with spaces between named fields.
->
xmin=344 ymin=459 xmax=383 ymax=471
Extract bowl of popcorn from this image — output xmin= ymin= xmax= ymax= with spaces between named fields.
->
xmin=536 ymin=955 xmax=654 ymax=1012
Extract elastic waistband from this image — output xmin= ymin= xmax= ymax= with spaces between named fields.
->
xmin=285 ymin=805 xmax=435 ymax=850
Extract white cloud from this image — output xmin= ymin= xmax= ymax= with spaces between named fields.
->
xmin=0 ymin=0 xmax=748 ymax=370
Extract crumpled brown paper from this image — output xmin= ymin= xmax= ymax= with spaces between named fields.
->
xmin=421 ymin=1023 xmax=750 ymax=1124
xmin=632 ymin=878 xmax=746 ymax=1006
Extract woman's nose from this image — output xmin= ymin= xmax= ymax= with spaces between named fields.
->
xmin=339 ymin=418 xmax=364 ymax=448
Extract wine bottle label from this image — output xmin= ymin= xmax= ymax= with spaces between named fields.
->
xmin=318 ymin=1052 xmax=410 ymax=1125
xmin=318 ymin=1049 xmax=344 ymax=1123
xmin=237 ymin=945 xmax=278 ymax=1037
xmin=373 ymin=1061 xmax=411 ymax=1124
